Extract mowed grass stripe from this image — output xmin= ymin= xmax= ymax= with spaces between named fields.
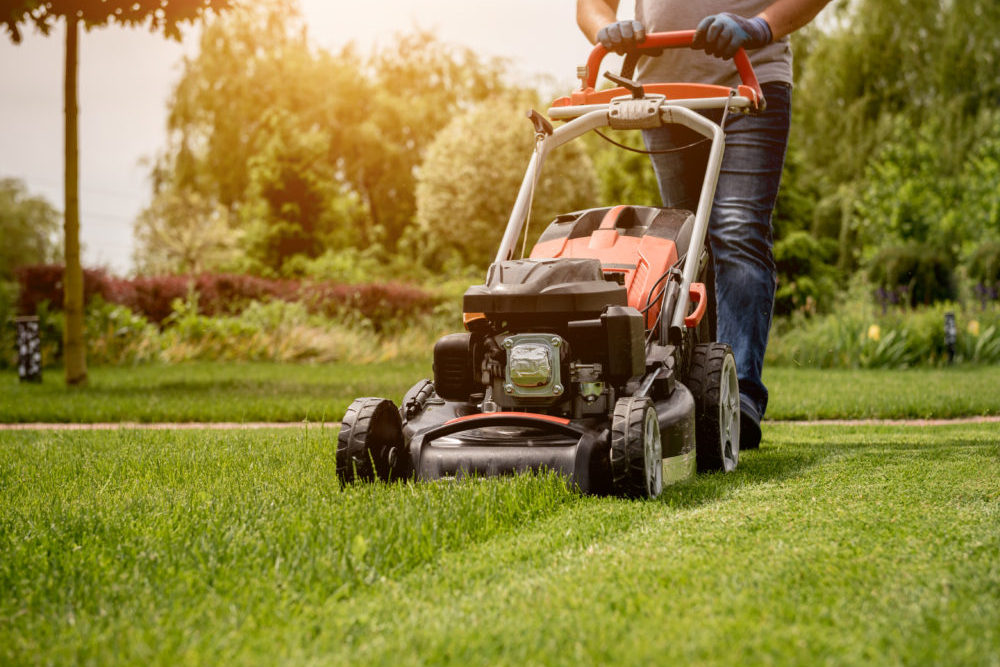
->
xmin=1 ymin=425 xmax=997 ymax=664
xmin=764 ymin=366 xmax=1000 ymax=420
xmin=0 ymin=361 xmax=430 ymax=424
xmin=310 ymin=424 xmax=998 ymax=665
xmin=0 ymin=428 xmax=573 ymax=664
xmin=2 ymin=363 xmax=999 ymax=423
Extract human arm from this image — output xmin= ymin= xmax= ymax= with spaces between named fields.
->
xmin=758 ymin=0 xmax=831 ymax=40
xmin=576 ymin=0 xmax=619 ymax=44
xmin=576 ymin=0 xmax=647 ymax=53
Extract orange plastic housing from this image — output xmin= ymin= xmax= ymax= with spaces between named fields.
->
xmin=529 ymin=206 xmax=677 ymax=329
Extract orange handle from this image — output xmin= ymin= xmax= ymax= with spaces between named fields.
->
xmin=684 ymin=282 xmax=708 ymax=328
xmin=583 ymin=30 xmax=764 ymax=109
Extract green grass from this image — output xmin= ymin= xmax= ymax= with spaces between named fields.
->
xmin=0 ymin=361 xmax=429 ymax=423
xmin=764 ymin=365 xmax=1000 ymax=420
xmin=2 ymin=425 xmax=998 ymax=664
xmin=2 ymin=362 xmax=999 ymax=423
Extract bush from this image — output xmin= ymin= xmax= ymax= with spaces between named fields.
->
xmin=767 ymin=300 xmax=1000 ymax=368
xmin=968 ymin=241 xmax=1000 ymax=306
xmin=773 ymin=231 xmax=840 ymax=316
xmin=868 ymin=243 xmax=958 ymax=309
xmin=415 ymin=96 xmax=599 ymax=270
xmin=85 ymin=298 xmax=161 ymax=365
xmin=14 ymin=265 xmax=438 ymax=329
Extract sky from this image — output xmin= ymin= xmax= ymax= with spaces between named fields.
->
xmin=0 ymin=0 xmax=638 ymax=275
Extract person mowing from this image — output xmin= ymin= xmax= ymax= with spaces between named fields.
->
xmin=576 ymin=0 xmax=830 ymax=449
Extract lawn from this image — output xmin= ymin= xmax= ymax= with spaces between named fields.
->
xmin=1 ymin=424 xmax=997 ymax=664
xmin=0 ymin=361 xmax=429 ymax=423
xmin=1 ymin=362 xmax=998 ymax=423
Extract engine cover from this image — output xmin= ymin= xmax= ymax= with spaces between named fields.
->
xmin=463 ymin=258 xmax=627 ymax=318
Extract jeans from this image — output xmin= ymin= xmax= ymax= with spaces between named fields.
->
xmin=642 ymin=82 xmax=791 ymax=425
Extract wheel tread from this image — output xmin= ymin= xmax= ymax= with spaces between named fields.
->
xmin=610 ymin=397 xmax=661 ymax=498
xmin=688 ymin=343 xmax=739 ymax=473
xmin=336 ymin=397 xmax=404 ymax=484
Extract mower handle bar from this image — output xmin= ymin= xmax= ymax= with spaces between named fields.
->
xmin=583 ymin=30 xmax=763 ymax=102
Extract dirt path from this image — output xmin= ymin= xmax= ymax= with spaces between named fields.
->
xmin=1 ymin=416 xmax=998 ymax=431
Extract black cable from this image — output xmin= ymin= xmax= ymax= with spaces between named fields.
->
xmin=594 ymin=129 xmax=708 ymax=155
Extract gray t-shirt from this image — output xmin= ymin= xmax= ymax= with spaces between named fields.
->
xmin=635 ymin=0 xmax=793 ymax=87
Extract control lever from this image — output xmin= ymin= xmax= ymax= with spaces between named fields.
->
xmin=603 ymin=71 xmax=645 ymax=99
xmin=526 ymin=109 xmax=553 ymax=137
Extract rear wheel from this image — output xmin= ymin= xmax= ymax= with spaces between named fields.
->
xmin=688 ymin=343 xmax=740 ymax=473
xmin=337 ymin=397 xmax=408 ymax=484
xmin=610 ymin=397 xmax=663 ymax=499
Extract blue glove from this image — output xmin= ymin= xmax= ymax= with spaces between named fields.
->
xmin=597 ymin=20 xmax=646 ymax=54
xmin=692 ymin=12 xmax=772 ymax=59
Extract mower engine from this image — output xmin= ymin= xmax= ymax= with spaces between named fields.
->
xmin=434 ymin=256 xmax=647 ymax=420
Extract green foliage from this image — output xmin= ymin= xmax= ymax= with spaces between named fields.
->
xmin=968 ymin=241 xmax=1000 ymax=287
xmin=415 ymin=96 xmax=599 ymax=269
xmin=140 ymin=2 xmax=514 ymax=276
xmin=84 ymin=298 xmax=161 ymax=365
xmin=868 ymin=243 xmax=957 ymax=308
xmin=132 ymin=189 xmax=240 ymax=275
xmin=961 ymin=118 xmax=1000 ymax=238
xmin=787 ymin=0 xmax=1000 ymax=276
xmin=285 ymin=246 xmax=415 ymax=285
xmin=157 ymin=297 xmax=379 ymax=364
xmin=773 ymin=231 xmax=840 ymax=316
xmin=0 ymin=178 xmax=61 ymax=282
xmin=1 ymin=0 xmax=233 ymax=42
xmin=856 ymin=119 xmax=959 ymax=247
xmin=585 ymin=130 xmax=662 ymax=208
xmin=239 ymin=110 xmax=363 ymax=276
xmin=768 ymin=300 xmax=1000 ymax=368
xmin=0 ymin=282 xmax=17 ymax=370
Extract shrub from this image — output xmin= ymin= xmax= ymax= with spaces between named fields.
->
xmin=14 ymin=265 xmax=439 ymax=329
xmin=85 ymin=298 xmax=161 ymax=365
xmin=773 ymin=231 xmax=840 ymax=316
xmin=968 ymin=241 xmax=1000 ymax=306
xmin=767 ymin=300 xmax=1000 ymax=368
xmin=15 ymin=264 xmax=119 ymax=316
xmin=158 ymin=298 xmax=385 ymax=364
xmin=868 ymin=243 xmax=957 ymax=309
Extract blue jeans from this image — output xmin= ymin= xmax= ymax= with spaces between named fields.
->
xmin=642 ymin=82 xmax=791 ymax=425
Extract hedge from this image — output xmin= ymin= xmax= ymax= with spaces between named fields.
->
xmin=14 ymin=266 xmax=438 ymax=328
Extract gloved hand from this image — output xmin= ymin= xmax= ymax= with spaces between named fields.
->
xmin=597 ymin=20 xmax=646 ymax=54
xmin=692 ymin=12 xmax=772 ymax=59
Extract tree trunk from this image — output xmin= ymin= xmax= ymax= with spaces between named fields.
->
xmin=63 ymin=14 xmax=87 ymax=385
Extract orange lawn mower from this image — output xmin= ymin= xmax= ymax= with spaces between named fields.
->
xmin=337 ymin=32 xmax=766 ymax=498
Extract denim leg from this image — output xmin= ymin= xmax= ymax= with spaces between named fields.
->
xmin=643 ymin=83 xmax=791 ymax=423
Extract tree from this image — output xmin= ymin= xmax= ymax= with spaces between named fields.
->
xmin=239 ymin=109 xmax=363 ymax=275
xmin=0 ymin=178 xmax=62 ymax=282
xmin=2 ymin=0 xmax=233 ymax=385
xmin=132 ymin=189 xmax=239 ymax=276
xmin=791 ymin=0 xmax=1000 ymax=270
xmin=415 ymin=96 xmax=600 ymax=270
xmin=143 ymin=3 xmax=515 ymax=278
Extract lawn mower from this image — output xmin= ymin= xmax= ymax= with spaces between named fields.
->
xmin=337 ymin=31 xmax=765 ymax=498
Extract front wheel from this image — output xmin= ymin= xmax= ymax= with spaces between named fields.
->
xmin=610 ymin=396 xmax=663 ymax=499
xmin=688 ymin=343 xmax=740 ymax=473
xmin=337 ymin=397 xmax=408 ymax=484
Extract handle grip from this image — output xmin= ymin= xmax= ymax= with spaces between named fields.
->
xmin=584 ymin=30 xmax=763 ymax=105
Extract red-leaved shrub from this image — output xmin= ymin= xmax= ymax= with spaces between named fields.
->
xmin=15 ymin=265 xmax=438 ymax=328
